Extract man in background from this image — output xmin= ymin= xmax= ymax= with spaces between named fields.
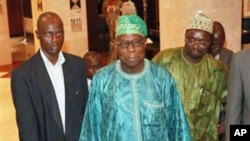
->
xmin=208 ymin=21 xmax=234 ymax=69
xmin=208 ymin=21 xmax=234 ymax=141
xmin=83 ymin=51 xmax=102 ymax=86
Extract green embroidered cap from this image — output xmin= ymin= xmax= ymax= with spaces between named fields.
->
xmin=115 ymin=15 xmax=147 ymax=37
xmin=187 ymin=10 xmax=213 ymax=34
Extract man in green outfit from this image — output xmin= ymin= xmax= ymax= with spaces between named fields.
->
xmin=152 ymin=11 xmax=228 ymax=141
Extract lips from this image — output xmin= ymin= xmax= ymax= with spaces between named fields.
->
xmin=51 ymin=46 xmax=58 ymax=49
xmin=126 ymin=56 xmax=138 ymax=61
xmin=191 ymin=48 xmax=200 ymax=53
xmin=127 ymin=58 xmax=137 ymax=62
xmin=50 ymin=44 xmax=58 ymax=49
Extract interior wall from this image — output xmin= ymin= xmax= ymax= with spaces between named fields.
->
xmin=159 ymin=0 xmax=242 ymax=52
xmin=243 ymin=0 xmax=250 ymax=17
xmin=31 ymin=0 xmax=89 ymax=57
xmin=0 ymin=0 xmax=11 ymax=65
xmin=0 ymin=0 xmax=243 ymax=65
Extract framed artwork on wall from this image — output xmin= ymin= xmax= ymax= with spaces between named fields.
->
xmin=243 ymin=0 xmax=250 ymax=18
xmin=70 ymin=0 xmax=81 ymax=10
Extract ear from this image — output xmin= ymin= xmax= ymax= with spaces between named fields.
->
xmin=35 ymin=30 xmax=40 ymax=39
xmin=143 ymin=38 xmax=148 ymax=48
xmin=185 ymin=30 xmax=188 ymax=36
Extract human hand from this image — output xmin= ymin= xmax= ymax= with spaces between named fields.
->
xmin=217 ymin=121 xmax=225 ymax=135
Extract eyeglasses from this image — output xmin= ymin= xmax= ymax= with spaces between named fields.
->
xmin=185 ymin=37 xmax=210 ymax=48
xmin=115 ymin=39 xmax=145 ymax=49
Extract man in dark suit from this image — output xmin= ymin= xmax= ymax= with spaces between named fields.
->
xmin=208 ymin=21 xmax=234 ymax=69
xmin=208 ymin=21 xmax=234 ymax=141
xmin=11 ymin=11 xmax=88 ymax=141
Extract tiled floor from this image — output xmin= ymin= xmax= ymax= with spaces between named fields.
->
xmin=0 ymin=37 xmax=29 ymax=141
xmin=0 ymin=78 xmax=19 ymax=141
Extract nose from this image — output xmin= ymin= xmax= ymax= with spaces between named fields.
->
xmin=193 ymin=40 xmax=200 ymax=49
xmin=127 ymin=43 xmax=135 ymax=52
xmin=51 ymin=33 xmax=58 ymax=42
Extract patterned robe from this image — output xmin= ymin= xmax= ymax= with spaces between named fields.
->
xmin=153 ymin=47 xmax=228 ymax=141
xmin=79 ymin=59 xmax=191 ymax=141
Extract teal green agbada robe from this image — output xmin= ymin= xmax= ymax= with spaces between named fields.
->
xmin=79 ymin=59 xmax=192 ymax=141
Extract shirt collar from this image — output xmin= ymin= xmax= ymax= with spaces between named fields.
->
xmin=214 ymin=54 xmax=220 ymax=60
xmin=40 ymin=49 xmax=65 ymax=66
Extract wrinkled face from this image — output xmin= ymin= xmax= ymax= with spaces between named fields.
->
xmin=36 ymin=19 xmax=64 ymax=59
xmin=86 ymin=56 xmax=102 ymax=79
xmin=116 ymin=34 xmax=146 ymax=74
xmin=184 ymin=29 xmax=212 ymax=63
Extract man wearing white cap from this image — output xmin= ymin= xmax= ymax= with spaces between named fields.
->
xmin=153 ymin=11 xmax=228 ymax=141
xmin=79 ymin=15 xmax=191 ymax=141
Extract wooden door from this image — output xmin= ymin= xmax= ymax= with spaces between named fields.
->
xmin=86 ymin=0 xmax=109 ymax=52
xmin=7 ymin=0 xmax=32 ymax=37
xmin=7 ymin=0 xmax=23 ymax=37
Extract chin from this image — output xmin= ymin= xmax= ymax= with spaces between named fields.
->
xmin=190 ymin=53 xmax=203 ymax=59
xmin=126 ymin=62 xmax=139 ymax=68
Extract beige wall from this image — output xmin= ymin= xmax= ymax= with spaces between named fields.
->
xmin=243 ymin=0 xmax=250 ymax=17
xmin=0 ymin=0 xmax=243 ymax=65
xmin=159 ymin=0 xmax=242 ymax=52
xmin=31 ymin=0 xmax=89 ymax=57
xmin=0 ymin=0 xmax=11 ymax=65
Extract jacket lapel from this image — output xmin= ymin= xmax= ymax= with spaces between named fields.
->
xmin=62 ymin=56 xmax=74 ymax=135
xmin=34 ymin=53 xmax=64 ymax=134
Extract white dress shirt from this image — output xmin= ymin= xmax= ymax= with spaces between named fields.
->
xmin=40 ymin=49 xmax=66 ymax=133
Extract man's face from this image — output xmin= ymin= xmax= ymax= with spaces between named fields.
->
xmin=116 ymin=34 xmax=146 ymax=73
xmin=184 ymin=29 xmax=212 ymax=62
xmin=208 ymin=32 xmax=225 ymax=56
xmin=36 ymin=19 xmax=64 ymax=58
xmin=86 ymin=56 xmax=102 ymax=79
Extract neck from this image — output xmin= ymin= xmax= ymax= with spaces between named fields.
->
xmin=183 ymin=50 xmax=203 ymax=64
xmin=121 ymin=61 xmax=144 ymax=74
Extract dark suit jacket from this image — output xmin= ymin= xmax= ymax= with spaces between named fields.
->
xmin=226 ymin=48 xmax=250 ymax=141
xmin=11 ymin=51 xmax=88 ymax=141
xmin=219 ymin=48 xmax=234 ymax=69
